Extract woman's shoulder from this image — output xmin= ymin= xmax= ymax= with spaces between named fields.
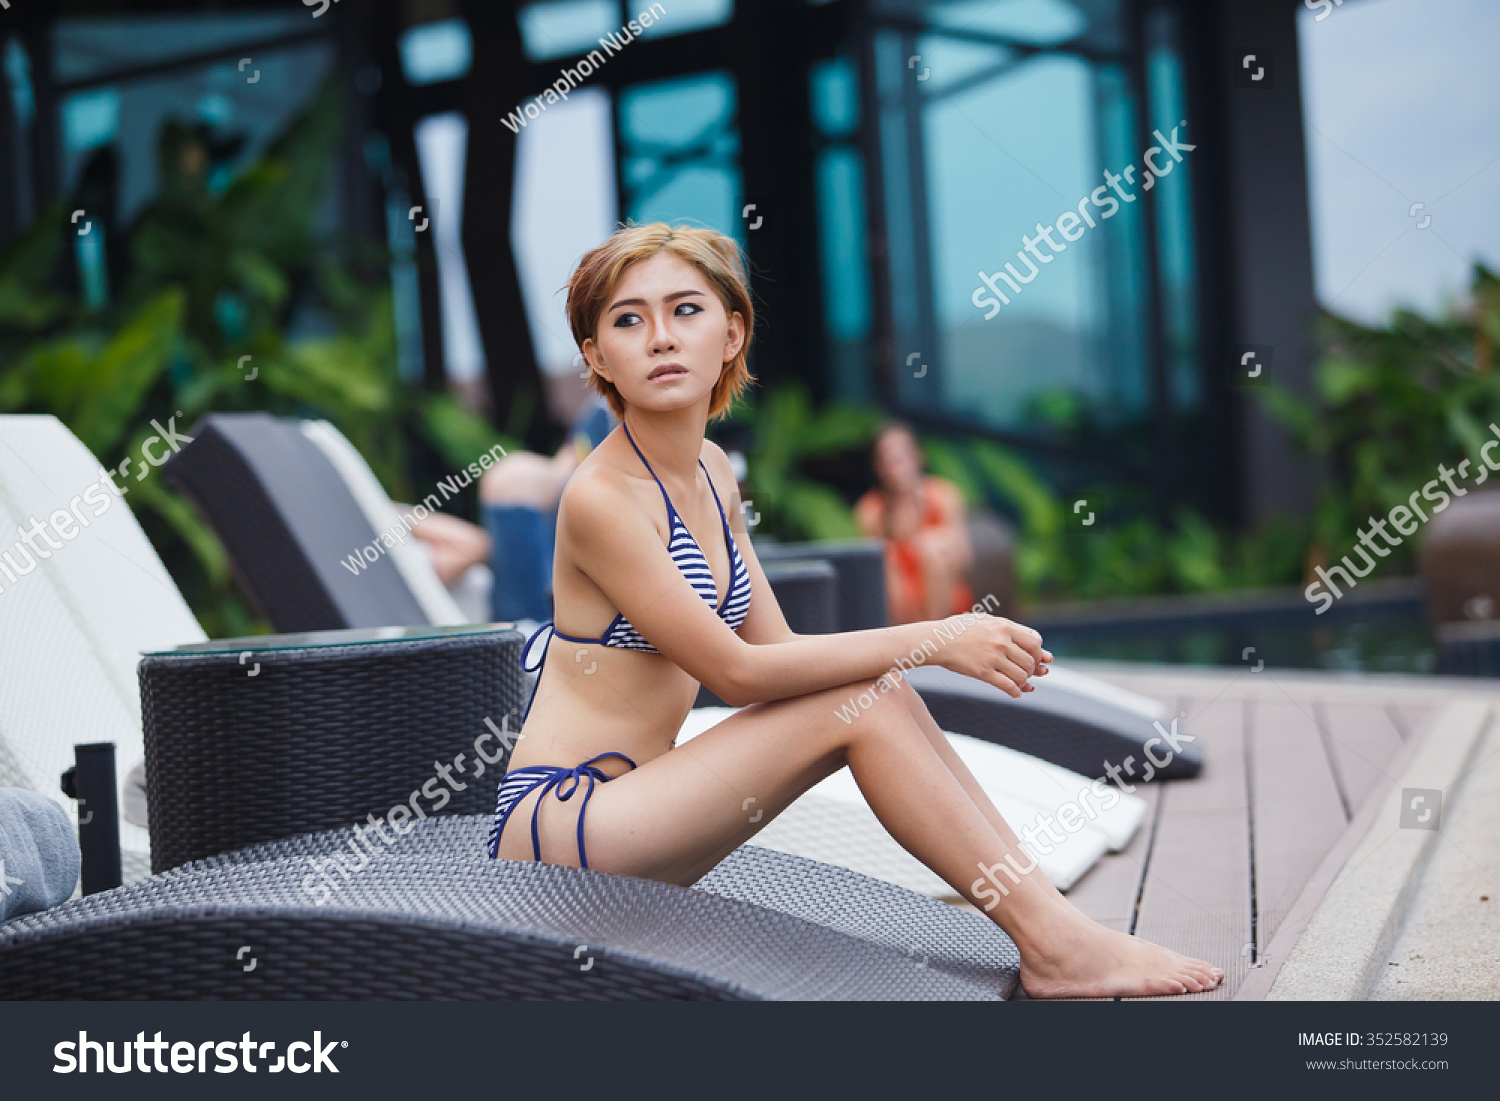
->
xmin=922 ymin=475 xmax=964 ymax=502
xmin=558 ymin=446 xmax=634 ymax=524
xmin=921 ymin=476 xmax=967 ymax=520
xmin=697 ymin=438 xmax=737 ymax=485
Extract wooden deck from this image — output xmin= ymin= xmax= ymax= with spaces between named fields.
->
xmin=1050 ymin=662 xmax=1492 ymax=1000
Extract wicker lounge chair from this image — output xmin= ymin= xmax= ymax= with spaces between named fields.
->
xmin=5 ymin=627 xmax=1023 ymax=1000
xmin=0 ymin=815 xmax=1019 ymax=999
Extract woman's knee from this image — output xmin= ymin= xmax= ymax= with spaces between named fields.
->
xmin=817 ymin=676 xmax=924 ymax=746
xmin=891 ymin=671 xmax=934 ymax=717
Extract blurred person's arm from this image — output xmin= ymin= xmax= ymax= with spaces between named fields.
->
xmin=478 ymin=448 xmax=578 ymax=510
xmin=854 ymin=488 xmax=886 ymax=538
xmin=396 ymin=506 xmax=493 ymax=587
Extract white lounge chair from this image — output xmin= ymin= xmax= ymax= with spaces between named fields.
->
xmin=0 ymin=415 xmax=206 ymax=884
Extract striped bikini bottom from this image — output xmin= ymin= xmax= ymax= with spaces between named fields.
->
xmin=486 ymin=752 xmax=637 ymax=870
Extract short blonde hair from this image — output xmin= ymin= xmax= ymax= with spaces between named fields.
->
xmin=566 ymin=222 xmax=755 ymax=421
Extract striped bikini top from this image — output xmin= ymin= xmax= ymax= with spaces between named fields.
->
xmin=520 ymin=422 xmax=752 ymax=717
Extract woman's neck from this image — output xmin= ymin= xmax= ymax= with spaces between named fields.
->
xmin=622 ymin=404 xmax=710 ymax=485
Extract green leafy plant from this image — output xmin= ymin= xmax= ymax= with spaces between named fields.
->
xmin=1260 ymin=264 xmax=1500 ymax=571
xmin=0 ymin=76 xmax=513 ymax=636
xmin=924 ymin=435 xmax=1305 ymax=604
xmin=729 ymin=384 xmax=883 ymax=541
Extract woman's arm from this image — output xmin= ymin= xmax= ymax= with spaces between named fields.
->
xmin=563 ymin=460 xmax=1048 ymax=708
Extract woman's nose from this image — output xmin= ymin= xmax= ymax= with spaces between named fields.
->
xmin=648 ymin=315 xmax=677 ymax=352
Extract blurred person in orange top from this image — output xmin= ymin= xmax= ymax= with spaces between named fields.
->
xmin=855 ymin=421 xmax=974 ymax=624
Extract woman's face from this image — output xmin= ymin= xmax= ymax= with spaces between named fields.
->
xmin=873 ymin=427 xmax=923 ymax=491
xmin=582 ymin=251 xmax=744 ymax=416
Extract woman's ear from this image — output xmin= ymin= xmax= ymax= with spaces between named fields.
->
xmin=582 ymin=338 xmax=612 ymax=383
xmin=723 ymin=311 xmax=746 ymax=362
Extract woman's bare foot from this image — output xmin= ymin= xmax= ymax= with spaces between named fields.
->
xmin=1016 ymin=903 xmax=1224 ymax=999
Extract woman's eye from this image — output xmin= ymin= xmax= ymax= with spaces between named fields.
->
xmin=613 ymin=312 xmax=641 ymax=327
xmin=675 ymin=302 xmax=703 ymax=316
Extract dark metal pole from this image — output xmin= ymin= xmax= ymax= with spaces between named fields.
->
xmin=62 ymin=742 xmax=122 ymax=895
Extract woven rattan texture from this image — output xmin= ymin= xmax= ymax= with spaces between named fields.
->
xmin=140 ymin=632 xmax=525 ymax=873
xmin=759 ymin=560 xmax=839 ymax=635
xmin=1437 ymin=634 xmax=1500 ymax=676
xmin=915 ymin=689 xmax=1196 ymax=780
xmin=755 ymin=541 xmax=889 ymax=631
xmin=0 ymin=825 xmax=1011 ymax=999
xmin=191 ymin=814 xmax=1020 ymax=999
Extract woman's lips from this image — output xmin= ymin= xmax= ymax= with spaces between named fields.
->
xmin=648 ymin=367 xmax=687 ymax=381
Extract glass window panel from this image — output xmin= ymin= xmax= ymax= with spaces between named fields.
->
xmin=400 ymin=19 xmax=473 ymax=86
xmin=619 ymin=71 xmax=741 ymax=238
xmin=923 ymin=0 xmax=1089 ymax=47
xmin=384 ymin=191 xmax=427 ymax=386
xmin=633 ymin=0 xmax=733 ymax=41
xmin=61 ymin=88 xmax=120 ymax=152
xmin=874 ymin=29 xmax=927 ymax=391
xmin=1090 ymin=61 xmax=1152 ymax=422
xmin=56 ymin=39 xmax=335 ymax=222
xmin=511 ymin=88 xmax=619 ymax=374
xmin=810 ymin=56 xmax=860 ymax=138
xmin=414 ymin=112 xmax=488 ymax=383
xmin=874 ymin=0 xmax=1157 ymax=438
xmin=914 ymin=35 xmax=1017 ymax=99
xmin=926 ymin=52 xmax=1109 ymax=430
xmin=518 ymin=0 xmax=620 ymax=63
xmin=630 ymin=164 xmax=739 ymax=235
xmin=1146 ymin=10 xmax=1198 ymax=414
xmin=4 ymin=37 xmax=36 ymax=128
xmin=817 ymin=146 xmax=873 ymax=402
xmin=52 ymin=13 xmax=309 ymax=86
xmin=621 ymin=69 xmax=734 ymax=148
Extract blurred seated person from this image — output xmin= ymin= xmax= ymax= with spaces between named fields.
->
xmin=855 ymin=421 xmax=974 ymax=624
xmin=479 ymin=397 xmax=616 ymax=621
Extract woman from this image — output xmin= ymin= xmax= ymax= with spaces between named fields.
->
xmin=490 ymin=223 xmax=1222 ymax=998
xmin=856 ymin=422 xmax=975 ymax=623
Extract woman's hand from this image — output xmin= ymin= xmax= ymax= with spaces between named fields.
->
xmin=932 ymin=613 xmax=1052 ymax=699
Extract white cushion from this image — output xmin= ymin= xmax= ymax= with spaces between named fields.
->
xmin=0 ymin=415 xmax=207 ymax=882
